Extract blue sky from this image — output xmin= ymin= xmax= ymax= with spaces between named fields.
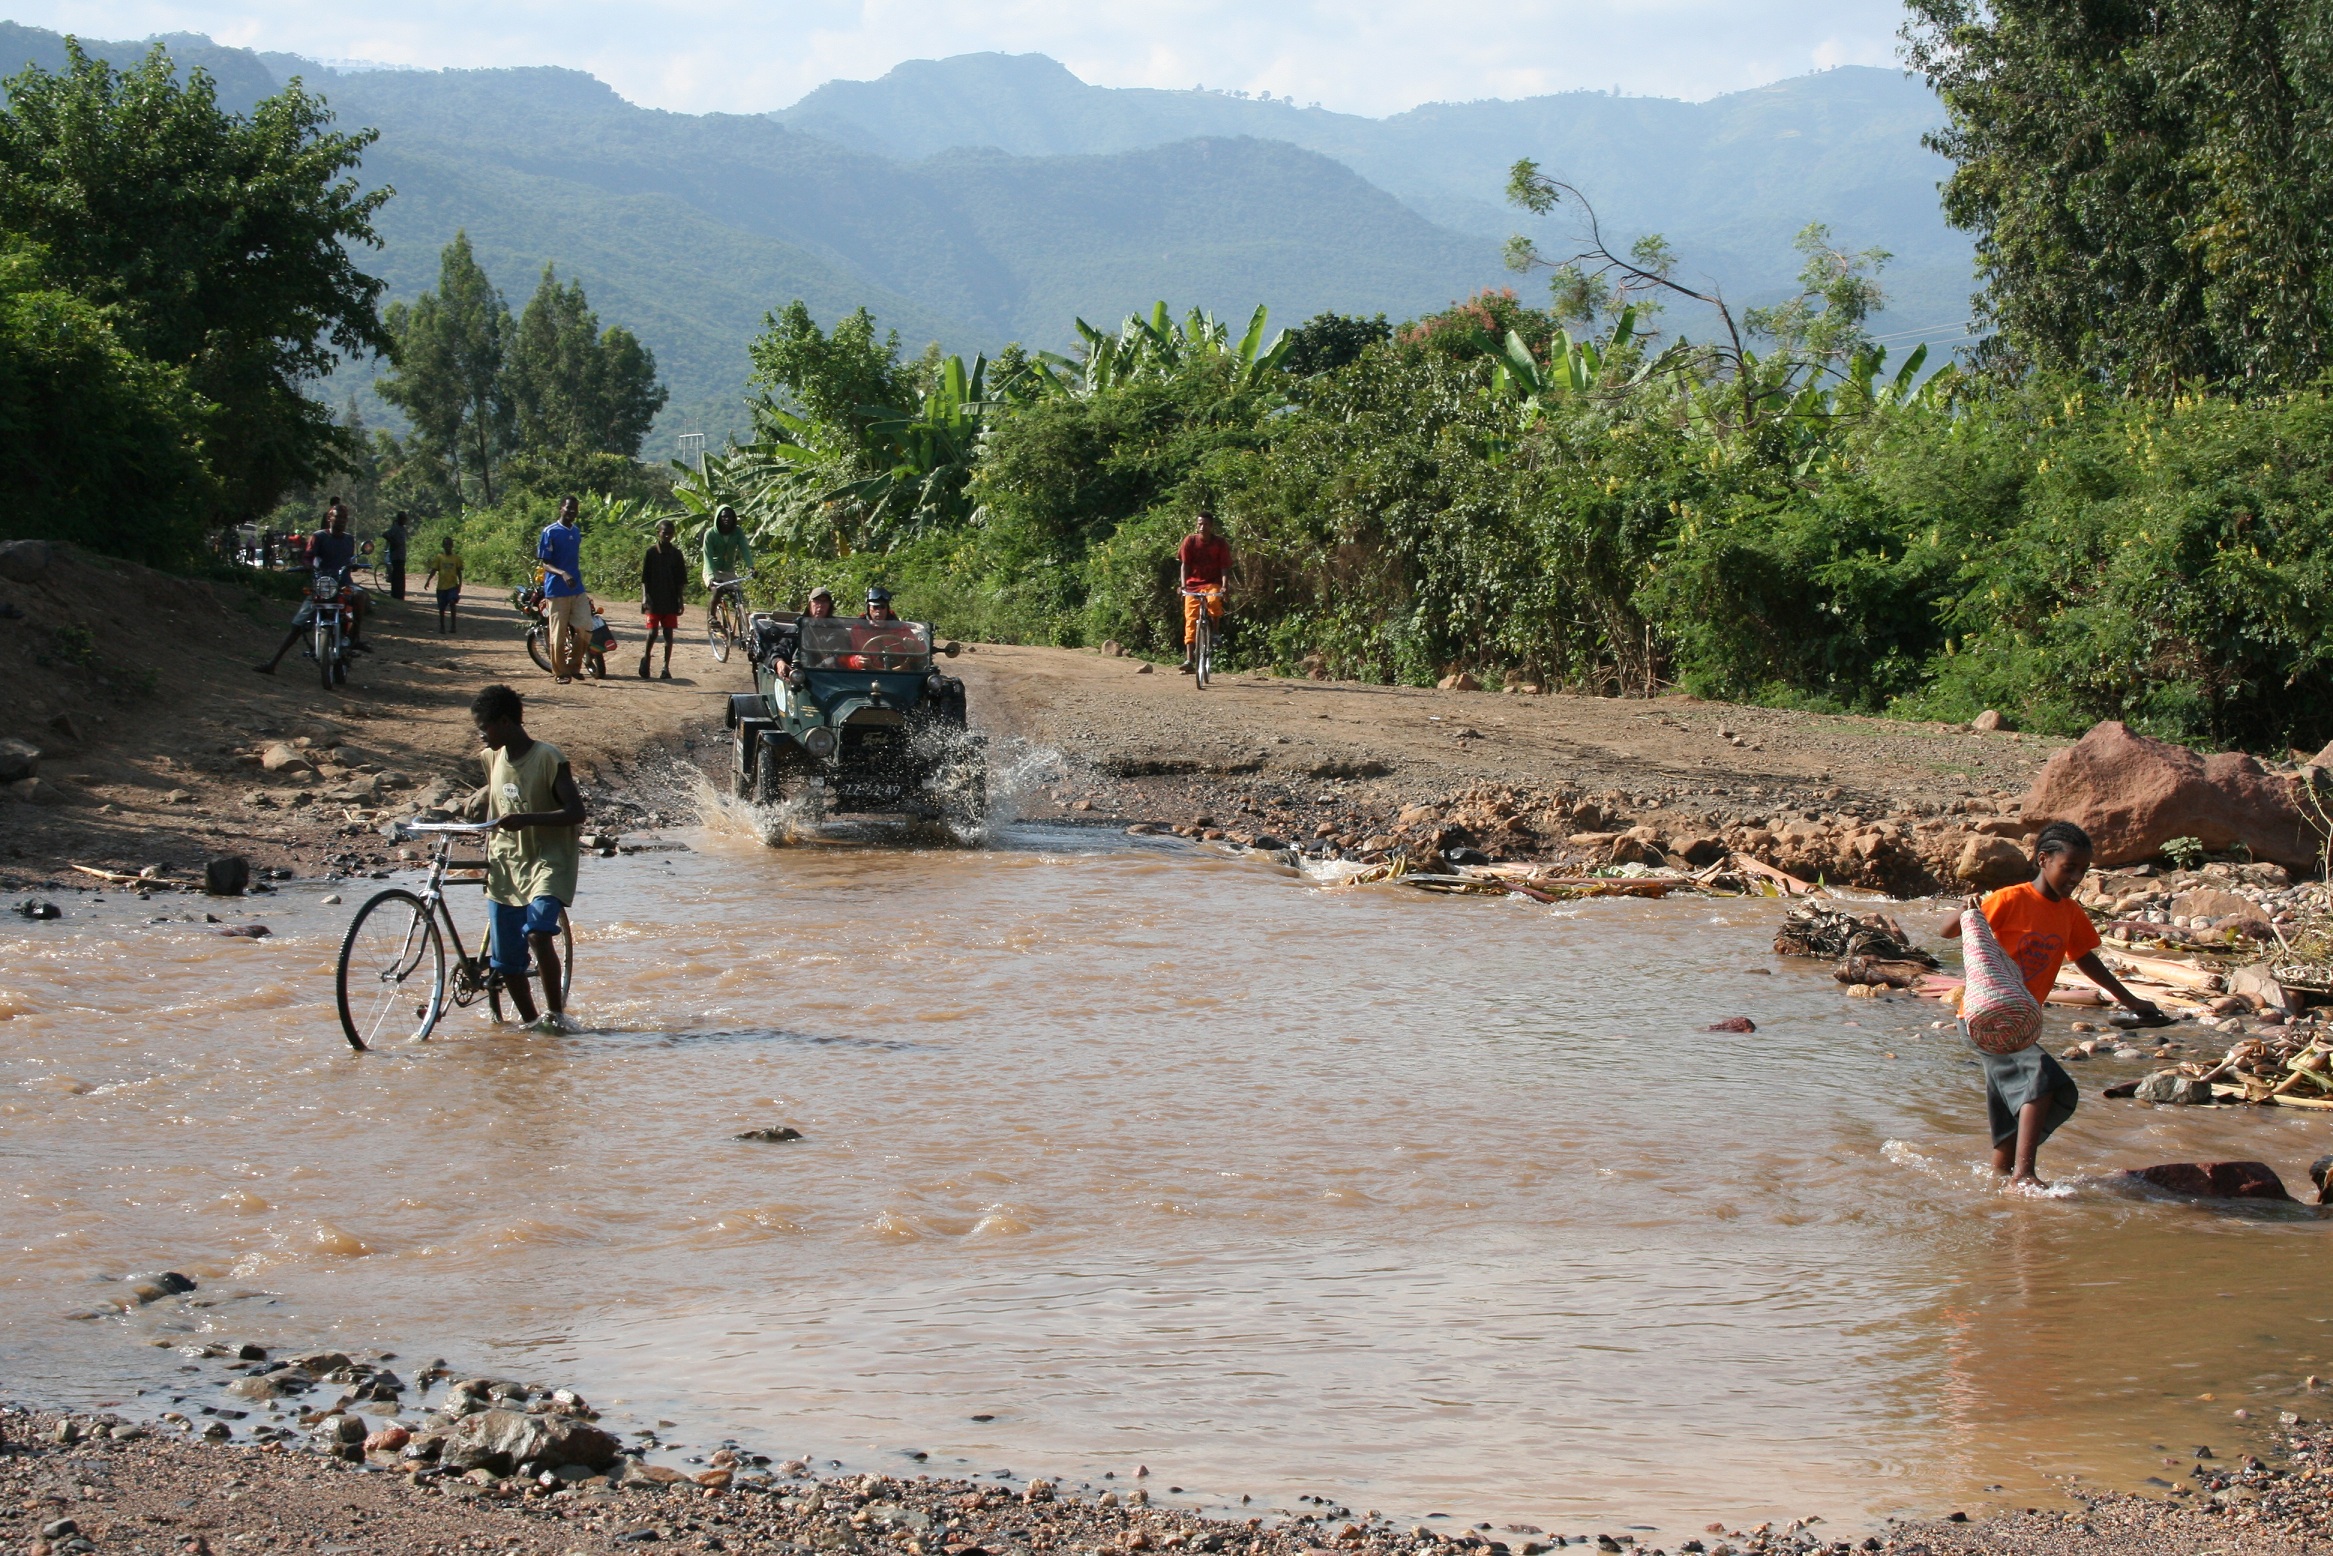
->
xmin=18 ymin=0 xmax=1911 ymax=115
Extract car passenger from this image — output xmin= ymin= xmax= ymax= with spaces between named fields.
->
xmin=768 ymin=585 xmax=836 ymax=679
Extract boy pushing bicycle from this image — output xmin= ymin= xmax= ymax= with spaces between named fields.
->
xmin=472 ymin=684 xmax=586 ymax=1031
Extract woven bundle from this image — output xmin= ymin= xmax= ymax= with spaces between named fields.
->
xmin=1960 ymin=908 xmax=2044 ymax=1055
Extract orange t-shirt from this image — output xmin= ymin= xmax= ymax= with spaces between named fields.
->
xmin=1980 ymin=881 xmax=2102 ymax=1002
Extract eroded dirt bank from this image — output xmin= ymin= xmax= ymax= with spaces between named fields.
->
xmin=0 ymin=547 xmax=732 ymax=889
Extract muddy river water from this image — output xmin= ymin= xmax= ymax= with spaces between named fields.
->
xmin=4 ymin=818 xmax=2331 ymax=1535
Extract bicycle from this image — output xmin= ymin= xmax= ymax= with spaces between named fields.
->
xmin=1181 ymin=585 xmax=1222 ymax=690
xmin=333 ymin=821 xmax=574 ymax=1051
xmin=707 ymin=573 xmax=752 ymax=663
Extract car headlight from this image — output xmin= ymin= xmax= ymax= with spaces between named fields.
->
xmin=803 ymin=726 xmax=837 ymax=759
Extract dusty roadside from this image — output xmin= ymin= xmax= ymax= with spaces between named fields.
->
xmin=0 ymin=546 xmax=753 ymax=891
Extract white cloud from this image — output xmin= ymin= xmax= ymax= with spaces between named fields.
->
xmin=9 ymin=0 xmax=1910 ymax=115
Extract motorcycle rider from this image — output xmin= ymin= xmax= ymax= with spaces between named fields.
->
xmin=253 ymin=500 xmax=367 ymax=675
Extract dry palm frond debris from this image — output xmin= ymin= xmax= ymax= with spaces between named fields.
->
xmin=1772 ymin=902 xmax=1937 ymax=965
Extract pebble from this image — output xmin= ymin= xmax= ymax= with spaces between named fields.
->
xmin=321 ymin=894 xmax=342 ymax=905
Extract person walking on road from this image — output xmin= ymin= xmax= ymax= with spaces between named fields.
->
xmin=421 ymin=535 xmax=465 ymax=634
xmin=1178 ymin=511 xmax=1231 ymax=672
xmin=537 ymin=496 xmax=589 ymax=683
xmin=382 ymin=511 xmax=410 ymax=600
xmin=472 ymin=683 xmax=586 ymax=1032
xmin=639 ymin=518 xmax=687 ymax=680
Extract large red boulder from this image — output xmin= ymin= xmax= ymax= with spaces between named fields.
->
xmin=2018 ymin=721 xmax=2321 ymax=871
xmin=2129 ymin=1161 xmax=2293 ymax=1201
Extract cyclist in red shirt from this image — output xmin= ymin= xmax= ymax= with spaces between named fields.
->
xmin=1177 ymin=512 xmax=1230 ymax=673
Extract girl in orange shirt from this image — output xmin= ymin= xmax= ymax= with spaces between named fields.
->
xmin=1939 ymin=821 xmax=2162 ymax=1187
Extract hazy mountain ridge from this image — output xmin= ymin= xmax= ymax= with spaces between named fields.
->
xmin=0 ymin=21 xmax=1973 ymax=448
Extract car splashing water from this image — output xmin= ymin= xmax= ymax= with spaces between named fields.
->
xmin=703 ymin=732 xmax=1064 ymax=849
xmin=2 ymin=827 xmax=2329 ymax=1533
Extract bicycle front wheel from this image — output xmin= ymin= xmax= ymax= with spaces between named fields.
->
xmin=486 ymin=907 xmax=575 ymax=1024
xmin=708 ymin=598 xmax=735 ymax=663
xmin=336 ymin=889 xmax=446 ymax=1051
xmin=1194 ymin=615 xmax=1212 ymax=690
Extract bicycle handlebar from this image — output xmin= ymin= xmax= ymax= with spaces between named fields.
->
xmin=400 ymin=820 xmax=496 ymax=836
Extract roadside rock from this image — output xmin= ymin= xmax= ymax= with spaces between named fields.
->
xmin=2130 ymin=1160 xmax=2293 ymax=1201
xmin=1970 ymin=709 xmax=2004 ymax=731
xmin=1436 ymin=672 xmax=1481 ymax=692
xmin=2134 ymin=1070 xmax=2216 ymax=1105
xmin=0 ymin=737 xmax=39 ymax=782
xmin=0 ymin=538 xmax=52 ymax=583
xmin=7 ymin=776 xmax=65 ymax=806
xmin=1955 ymin=834 xmax=2032 ymax=890
xmin=1706 ymin=1016 xmax=1757 ymax=1033
xmin=2172 ymin=887 xmax=2271 ymax=928
xmin=2019 ymin=720 xmax=2320 ymax=871
xmin=204 ymin=856 xmax=249 ymax=897
xmin=439 ymin=1408 xmax=619 ymax=1476
xmin=260 ymin=743 xmax=313 ymax=774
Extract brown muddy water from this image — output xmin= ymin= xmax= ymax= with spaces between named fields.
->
xmin=3 ymin=816 xmax=2331 ymax=1535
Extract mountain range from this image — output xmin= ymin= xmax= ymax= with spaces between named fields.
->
xmin=0 ymin=21 xmax=1971 ymax=449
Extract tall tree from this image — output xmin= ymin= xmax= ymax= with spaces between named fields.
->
xmin=1905 ymin=0 xmax=2333 ymax=391
xmin=0 ymin=39 xmax=392 ymax=520
xmin=503 ymin=264 xmax=667 ymax=458
xmin=378 ymin=233 xmax=512 ymax=504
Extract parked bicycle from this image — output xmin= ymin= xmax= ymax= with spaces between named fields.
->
xmin=333 ymin=820 xmax=574 ymax=1050
xmin=707 ymin=573 xmax=753 ymax=663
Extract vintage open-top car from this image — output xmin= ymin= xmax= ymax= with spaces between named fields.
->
xmin=724 ymin=611 xmax=982 ymax=818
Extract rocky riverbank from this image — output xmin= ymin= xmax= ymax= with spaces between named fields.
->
xmin=9 ymin=1381 xmax=2332 ymax=1556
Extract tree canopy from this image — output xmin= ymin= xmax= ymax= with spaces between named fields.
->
xmin=0 ymin=39 xmax=391 ymax=521
xmin=1906 ymin=0 xmax=2333 ymax=391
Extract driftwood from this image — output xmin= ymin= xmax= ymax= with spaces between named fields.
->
xmin=1836 ymin=956 xmax=1937 ymax=989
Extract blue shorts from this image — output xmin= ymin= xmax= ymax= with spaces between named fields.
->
xmin=489 ymin=896 xmax=565 ymax=973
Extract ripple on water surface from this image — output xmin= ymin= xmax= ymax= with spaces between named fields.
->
xmin=0 ymin=826 xmax=2326 ymax=1530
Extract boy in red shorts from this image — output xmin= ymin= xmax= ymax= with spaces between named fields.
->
xmin=639 ymin=518 xmax=687 ymax=679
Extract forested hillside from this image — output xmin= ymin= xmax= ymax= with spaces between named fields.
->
xmin=1 ymin=21 xmax=1968 ymax=445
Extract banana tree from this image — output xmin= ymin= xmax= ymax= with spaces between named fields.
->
xmin=1017 ymin=302 xmax=1291 ymax=399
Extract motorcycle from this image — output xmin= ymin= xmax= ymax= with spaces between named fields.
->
xmin=513 ymin=583 xmax=613 ymax=679
xmin=305 ymin=572 xmax=353 ymax=689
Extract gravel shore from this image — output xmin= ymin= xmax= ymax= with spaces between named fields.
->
xmin=11 ymin=1334 xmax=2333 ymax=1556
xmin=8 ymin=1400 xmax=2329 ymax=1556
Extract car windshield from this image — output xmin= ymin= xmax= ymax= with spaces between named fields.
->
xmin=798 ymin=617 xmax=933 ymax=673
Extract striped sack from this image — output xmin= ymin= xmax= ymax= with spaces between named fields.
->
xmin=1959 ymin=908 xmax=2044 ymax=1055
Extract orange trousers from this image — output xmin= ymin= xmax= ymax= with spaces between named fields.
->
xmin=1182 ymin=586 xmax=1223 ymax=645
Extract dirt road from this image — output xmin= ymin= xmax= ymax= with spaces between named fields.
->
xmin=1 ymin=545 xmax=2058 ymax=896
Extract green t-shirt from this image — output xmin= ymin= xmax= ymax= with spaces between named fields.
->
xmin=486 ymin=739 xmax=580 ymax=906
